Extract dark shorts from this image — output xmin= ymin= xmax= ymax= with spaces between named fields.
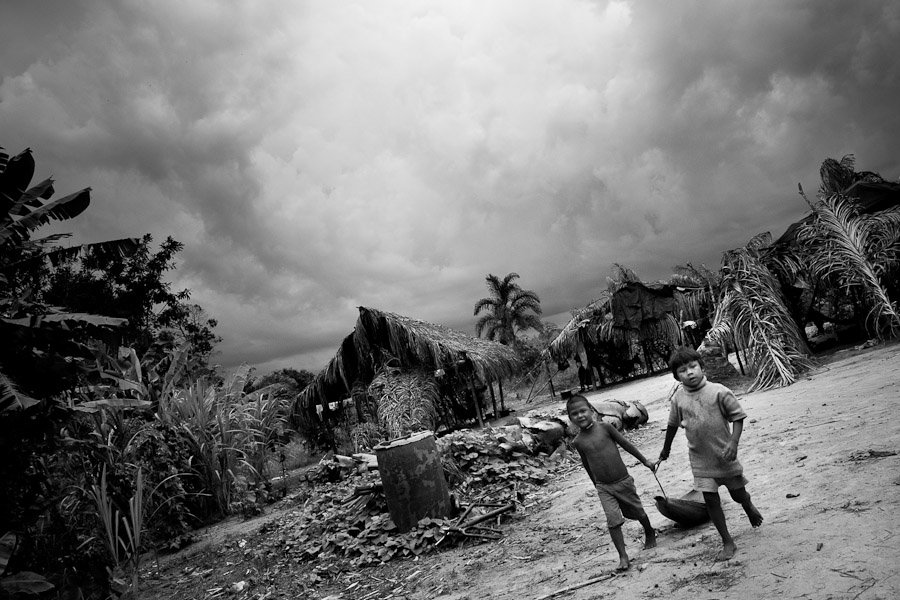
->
xmin=595 ymin=474 xmax=647 ymax=529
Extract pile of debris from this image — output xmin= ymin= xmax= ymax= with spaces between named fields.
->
xmin=222 ymin=397 xmax=649 ymax=585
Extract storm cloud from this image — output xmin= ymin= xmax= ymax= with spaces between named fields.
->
xmin=2 ymin=1 xmax=899 ymax=371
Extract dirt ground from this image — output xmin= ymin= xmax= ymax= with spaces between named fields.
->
xmin=144 ymin=342 xmax=900 ymax=600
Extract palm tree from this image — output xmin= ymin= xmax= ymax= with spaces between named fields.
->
xmin=473 ymin=273 xmax=542 ymax=344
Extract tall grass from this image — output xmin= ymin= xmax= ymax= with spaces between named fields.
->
xmin=158 ymin=378 xmax=239 ymax=517
xmin=235 ymin=390 xmax=292 ymax=488
xmin=156 ymin=369 xmax=294 ymax=517
xmin=90 ymin=467 xmax=143 ymax=596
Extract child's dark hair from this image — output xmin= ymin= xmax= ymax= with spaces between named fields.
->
xmin=668 ymin=346 xmax=704 ymax=380
xmin=565 ymin=394 xmax=592 ymax=413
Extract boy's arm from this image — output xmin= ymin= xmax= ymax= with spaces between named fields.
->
xmin=658 ymin=425 xmax=679 ymax=462
xmin=723 ymin=418 xmax=744 ymax=461
xmin=608 ymin=425 xmax=656 ymax=471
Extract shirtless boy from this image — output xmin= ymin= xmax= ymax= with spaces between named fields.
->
xmin=568 ymin=394 xmax=657 ymax=571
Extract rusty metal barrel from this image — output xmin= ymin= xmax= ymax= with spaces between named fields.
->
xmin=374 ymin=430 xmax=451 ymax=532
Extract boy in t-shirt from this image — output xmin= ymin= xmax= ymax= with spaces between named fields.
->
xmin=568 ymin=394 xmax=657 ymax=571
xmin=657 ymin=347 xmax=763 ymax=561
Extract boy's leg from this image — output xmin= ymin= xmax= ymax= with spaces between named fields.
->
xmin=702 ymin=491 xmax=736 ymax=561
xmin=596 ymin=484 xmax=630 ymax=570
xmin=608 ymin=525 xmax=630 ymax=571
xmin=637 ymin=513 xmax=657 ymax=549
xmin=728 ymin=486 xmax=763 ymax=527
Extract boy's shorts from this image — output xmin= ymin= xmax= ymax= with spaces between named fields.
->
xmin=693 ymin=474 xmax=749 ymax=493
xmin=594 ymin=475 xmax=647 ymax=529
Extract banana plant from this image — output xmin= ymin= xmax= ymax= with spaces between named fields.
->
xmin=1 ymin=145 xmax=138 ymax=409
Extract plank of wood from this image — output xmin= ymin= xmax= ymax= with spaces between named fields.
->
xmin=534 ymin=571 xmax=617 ymax=600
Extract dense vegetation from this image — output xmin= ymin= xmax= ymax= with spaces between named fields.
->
xmin=0 ymin=146 xmax=300 ymax=599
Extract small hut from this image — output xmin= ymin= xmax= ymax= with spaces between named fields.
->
xmin=293 ymin=307 xmax=519 ymax=450
xmin=548 ymin=281 xmax=715 ymax=387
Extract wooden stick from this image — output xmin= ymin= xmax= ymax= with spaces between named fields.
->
xmin=534 ymin=571 xmax=616 ymax=600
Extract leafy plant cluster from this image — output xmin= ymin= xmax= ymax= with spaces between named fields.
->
xmin=0 ymin=144 xmax=304 ymax=599
xmin=2 ymin=366 xmax=298 ymax=599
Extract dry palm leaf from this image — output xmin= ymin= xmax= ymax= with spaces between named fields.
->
xmin=369 ymin=367 xmax=439 ymax=439
xmin=799 ymin=194 xmax=900 ymax=339
xmin=707 ymin=247 xmax=812 ymax=391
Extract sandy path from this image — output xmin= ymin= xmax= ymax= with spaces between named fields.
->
xmin=425 ymin=343 xmax=900 ymax=600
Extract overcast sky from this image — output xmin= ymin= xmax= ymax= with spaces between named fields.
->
xmin=2 ymin=1 xmax=899 ymax=373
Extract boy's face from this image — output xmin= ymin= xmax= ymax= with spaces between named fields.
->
xmin=567 ymin=401 xmax=595 ymax=430
xmin=675 ymin=360 xmax=704 ymax=387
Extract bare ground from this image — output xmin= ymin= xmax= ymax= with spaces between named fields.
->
xmin=143 ymin=342 xmax=900 ymax=600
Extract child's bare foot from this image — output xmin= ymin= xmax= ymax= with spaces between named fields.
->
xmin=643 ymin=530 xmax=657 ymax=549
xmin=745 ymin=503 xmax=763 ymax=527
xmin=715 ymin=541 xmax=737 ymax=561
xmin=616 ymin=556 xmax=630 ymax=571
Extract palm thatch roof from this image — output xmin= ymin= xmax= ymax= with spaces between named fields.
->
xmin=293 ymin=307 xmax=519 ymax=427
xmin=548 ymin=282 xmax=706 ymax=361
xmin=547 ymin=296 xmax=608 ymax=359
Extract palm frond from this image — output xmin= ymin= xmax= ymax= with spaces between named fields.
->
xmin=674 ymin=287 xmax=713 ymax=323
xmin=819 ymin=155 xmax=856 ymax=195
xmin=548 ymin=295 xmax=608 ymax=360
xmin=865 ymin=208 xmax=900 ymax=275
xmin=474 ymin=313 xmax=496 ymax=338
xmin=499 ymin=272 xmax=521 ymax=287
xmin=799 ymin=194 xmax=900 ymax=338
xmin=472 ymin=297 xmax=495 ymax=316
xmin=706 ymin=249 xmax=812 ymax=391
xmin=745 ymin=231 xmax=773 ymax=254
xmin=509 ymin=289 xmax=542 ymax=314
xmin=369 ymin=367 xmax=439 ymax=439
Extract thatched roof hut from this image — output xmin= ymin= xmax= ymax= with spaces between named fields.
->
xmin=293 ymin=306 xmax=519 ymax=432
xmin=548 ymin=282 xmax=712 ymax=385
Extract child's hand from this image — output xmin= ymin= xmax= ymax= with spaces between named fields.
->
xmin=643 ymin=459 xmax=657 ymax=473
xmin=722 ymin=440 xmax=738 ymax=461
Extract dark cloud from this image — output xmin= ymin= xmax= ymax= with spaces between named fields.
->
xmin=2 ymin=1 xmax=899 ymax=372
